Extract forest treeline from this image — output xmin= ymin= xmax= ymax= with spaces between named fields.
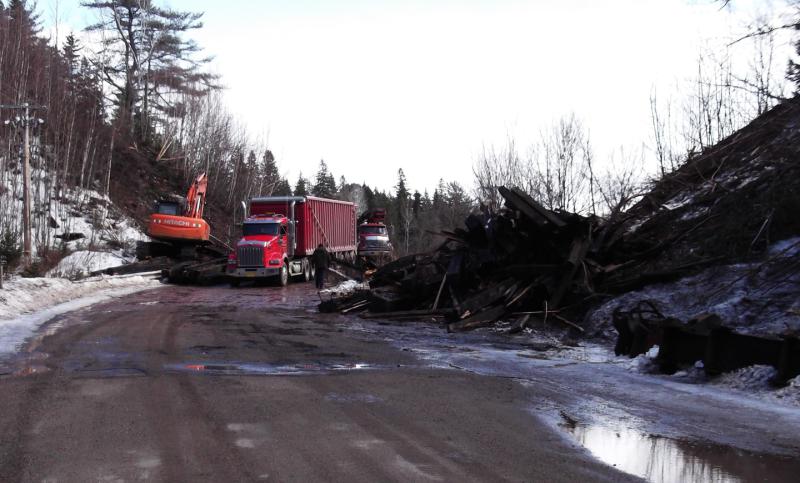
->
xmin=0 ymin=0 xmax=796 ymax=268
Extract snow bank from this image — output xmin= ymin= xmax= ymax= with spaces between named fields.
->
xmin=589 ymin=237 xmax=800 ymax=337
xmin=0 ymin=274 xmax=160 ymax=357
xmin=47 ymin=250 xmax=134 ymax=279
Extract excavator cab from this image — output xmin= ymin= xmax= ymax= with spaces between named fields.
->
xmin=153 ymin=200 xmax=182 ymax=216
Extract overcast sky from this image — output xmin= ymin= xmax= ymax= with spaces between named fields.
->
xmin=46 ymin=0 xmax=792 ymax=193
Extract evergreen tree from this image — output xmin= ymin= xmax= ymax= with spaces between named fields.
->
xmin=63 ymin=32 xmax=81 ymax=77
xmin=8 ymin=0 xmax=40 ymax=37
xmin=294 ymin=174 xmax=309 ymax=197
xmin=422 ymin=190 xmax=432 ymax=210
xmin=394 ymin=169 xmax=411 ymax=251
xmin=412 ymin=190 xmax=422 ymax=218
xmin=395 ymin=169 xmax=409 ymax=200
xmin=274 ymin=178 xmax=292 ymax=196
xmin=362 ymin=184 xmax=375 ymax=212
xmin=262 ymin=150 xmax=281 ymax=194
xmin=312 ymin=159 xmax=336 ymax=197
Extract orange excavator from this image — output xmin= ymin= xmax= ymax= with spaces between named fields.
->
xmin=147 ymin=172 xmax=210 ymax=249
xmin=137 ymin=174 xmax=228 ymax=283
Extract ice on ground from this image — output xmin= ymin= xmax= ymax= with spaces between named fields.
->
xmin=0 ymin=274 xmax=160 ymax=356
xmin=713 ymin=365 xmax=777 ymax=391
xmin=47 ymin=250 xmax=135 ymax=279
xmin=708 ymin=365 xmax=800 ymax=407
xmin=321 ymin=280 xmax=369 ymax=297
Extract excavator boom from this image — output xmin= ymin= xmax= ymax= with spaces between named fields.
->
xmin=185 ymin=173 xmax=208 ymax=219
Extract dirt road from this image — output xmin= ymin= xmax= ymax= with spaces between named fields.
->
xmin=1 ymin=284 xmax=799 ymax=482
xmin=0 ymin=284 xmax=635 ymax=482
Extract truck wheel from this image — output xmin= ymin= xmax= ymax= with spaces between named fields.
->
xmin=278 ymin=262 xmax=289 ymax=287
xmin=229 ymin=278 xmax=240 ymax=288
xmin=303 ymin=259 xmax=312 ymax=282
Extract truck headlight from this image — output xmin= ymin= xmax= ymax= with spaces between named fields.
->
xmin=269 ymin=259 xmax=281 ymax=266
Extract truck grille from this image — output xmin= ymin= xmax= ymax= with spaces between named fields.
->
xmin=237 ymin=245 xmax=264 ymax=267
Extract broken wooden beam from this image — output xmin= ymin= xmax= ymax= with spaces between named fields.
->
xmin=498 ymin=186 xmax=567 ymax=228
xmin=447 ymin=305 xmax=508 ymax=332
xmin=360 ymin=309 xmax=454 ymax=319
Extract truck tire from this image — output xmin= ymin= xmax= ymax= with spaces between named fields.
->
xmin=278 ymin=262 xmax=289 ymax=287
xmin=303 ymin=258 xmax=312 ymax=282
xmin=229 ymin=278 xmax=240 ymax=288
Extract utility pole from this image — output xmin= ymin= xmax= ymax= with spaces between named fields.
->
xmin=2 ymin=103 xmax=46 ymax=267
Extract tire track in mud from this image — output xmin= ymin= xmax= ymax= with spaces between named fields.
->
xmin=0 ymin=309 xmax=120 ymax=481
xmin=301 ymin=374 xmax=500 ymax=482
xmin=139 ymin=310 xmax=254 ymax=481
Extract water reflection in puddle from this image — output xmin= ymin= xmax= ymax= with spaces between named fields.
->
xmin=165 ymin=361 xmax=377 ymax=376
xmin=561 ymin=419 xmax=800 ymax=483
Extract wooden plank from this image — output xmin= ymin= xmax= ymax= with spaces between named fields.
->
xmin=498 ymin=186 xmax=567 ymax=228
xmin=549 ymin=235 xmax=590 ymax=308
xmin=341 ymin=300 xmax=370 ymax=314
xmin=431 ymin=274 xmax=448 ymax=310
xmin=457 ymin=279 xmax=516 ymax=319
xmin=447 ymin=305 xmax=508 ymax=332
xmin=508 ymin=314 xmax=531 ymax=334
xmin=360 ymin=309 xmax=454 ymax=319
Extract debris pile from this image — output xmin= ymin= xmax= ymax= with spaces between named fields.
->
xmin=321 ymin=187 xmax=605 ymax=333
xmin=323 ymin=99 xmax=800 ymax=348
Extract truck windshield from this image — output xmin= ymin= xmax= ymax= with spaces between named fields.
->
xmin=243 ymin=223 xmax=280 ymax=236
xmin=359 ymin=226 xmax=386 ymax=235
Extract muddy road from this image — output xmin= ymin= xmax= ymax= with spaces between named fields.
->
xmin=1 ymin=284 xmax=799 ymax=482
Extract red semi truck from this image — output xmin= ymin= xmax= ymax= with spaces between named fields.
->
xmin=226 ymin=196 xmax=357 ymax=286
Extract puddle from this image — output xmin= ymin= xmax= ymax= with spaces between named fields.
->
xmin=560 ymin=418 xmax=800 ymax=483
xmin=165 ymin=361 xmax=379 ymax=376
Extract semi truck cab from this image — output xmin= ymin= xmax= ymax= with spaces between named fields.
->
xmin=357 ymin=223 xmax=391 ymax=256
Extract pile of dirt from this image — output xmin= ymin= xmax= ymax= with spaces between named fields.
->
xmin=581 ymin=98 xmax=800 ymax=350
xmin=602 ymin=98 xmax=800 ymax=287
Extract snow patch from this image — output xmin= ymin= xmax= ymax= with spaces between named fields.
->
xmin=662 ymin=191 xmax=695 ymax=211
xmin=320 ymin=280 xmax=369 ymax=297
xmin=47 ymin=250 xmax=134 ymax=279
xmin=589 ymin=237 xmax=800 ymax=337
xmin=0 ymin=274 xmax=160 ymax=357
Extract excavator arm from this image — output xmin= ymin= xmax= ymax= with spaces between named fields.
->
xmin=185 ymin=173 xmax=208 ymax=219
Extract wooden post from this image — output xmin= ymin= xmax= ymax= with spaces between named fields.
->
xmin=22 ymin=103 xmax=32 ymax=266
